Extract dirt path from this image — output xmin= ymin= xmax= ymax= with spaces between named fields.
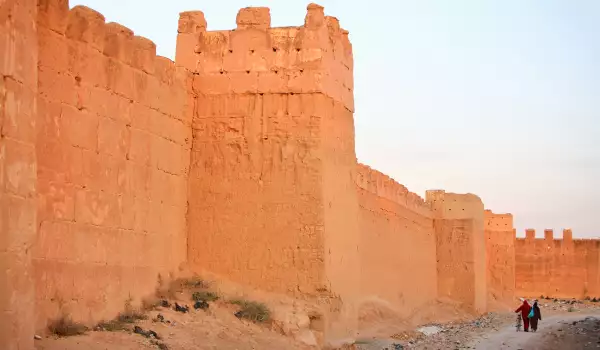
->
xmin=469 ymin=312 xmax=600 ymax=350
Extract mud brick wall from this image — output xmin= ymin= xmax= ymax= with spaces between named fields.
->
xmin=0 ymin=0 xmax=39 ymax=348
xmin=484 ymin=210 xmax=515 ymax=310
xmin=6 ymin=0 xmax=598 ymax=347
xmin=176 ymin=5 xmax=359 ymax=345
xmin=356 ymin=164 xmax=437 ymax=322
xmin=427 ymin=190 xmax=487 ymax=313
xmin=515 ymin=229 xmax=600 ymax=299
xmin=33 ymin=1 xmax=192 ymax=331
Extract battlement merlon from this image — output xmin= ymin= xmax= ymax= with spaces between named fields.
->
xmin=525 ymin=229 xmax=535 ymax=241
xmin=544 ymin=229 xmax=554 ymax=241
xmin=563 ymin=228 xmax=573 ymax=243
xmin=175 ymin=4 xmax=354 ymax=112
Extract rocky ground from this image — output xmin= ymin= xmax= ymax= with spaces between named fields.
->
xmin=356 ymin=298 xmax=600 ymax=350
xmin=537 ymin=315 xmax=600 ymax=349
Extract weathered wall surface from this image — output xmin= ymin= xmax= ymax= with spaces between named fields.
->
xmin=515 ymin=229 xmax=600 ymax=299
xmin=177 ymin=5 xmax=359 ymax=345
xmin=427 ymin=190 xmax=487 ymax=313
xmin=33 ymin=1 xmax=192 ymax=331
xmin=356 ymin=164 xmax=437 ymax=320
xmin=484 ymin=210 xmax=515 ymax=310
xmin=0 ymin=0 xmax=39 ymax=347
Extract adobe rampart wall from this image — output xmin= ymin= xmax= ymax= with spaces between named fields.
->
xmin=33 ymin=1 xmax=192 ymax=331
xmin=515 ymin=229 xmax=600 ymax=299
xmin=356 ymin=164 xmax=437 ymax=322
xmin=2 ymin=1 xmax=597 ymax=348
xmin=1 ymin=0 xmax=39 ymax=348
xmin=484 ymin=210 xmax=515 ymax=310
xmin=176 ymin=6 xmax=359 ymax=344
xmin=427 ymin=190 xmax=487 ymax=313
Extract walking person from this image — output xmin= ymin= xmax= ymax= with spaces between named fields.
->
xmin=515 ymin=298 xmax=532 ymax=332
xmin=530 ymin=299 xmax=542 ymax=332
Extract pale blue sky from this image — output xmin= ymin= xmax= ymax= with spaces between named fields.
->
xmin=70 ymin=0 xmax=600 ymax=238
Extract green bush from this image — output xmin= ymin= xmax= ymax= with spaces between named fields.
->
xmin=230 ymin=299 xmax=271 ymax=323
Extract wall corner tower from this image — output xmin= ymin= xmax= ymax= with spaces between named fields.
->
xmin=176 ymin=4 xmax=359 ymax=346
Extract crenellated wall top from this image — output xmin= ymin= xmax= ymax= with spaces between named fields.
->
xmin=356 ymin=163 xmax=433 ymax=217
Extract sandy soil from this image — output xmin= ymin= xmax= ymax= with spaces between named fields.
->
xmin=35 ymin=274 xmax=316 ymax=350
xmin=35 ymin=301 xmax=312 ymax=350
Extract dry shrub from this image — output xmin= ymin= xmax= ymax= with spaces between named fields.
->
xmin=156 ymin=276 xmax=209 ymax=300
xmin=142 ymin=296 xmax=163 ymax=311
xmin=117 ymin=299 xmax=148 ymax=323
xmin=192 ymin=291 xmax=219 ymax=302
xmin=48 ymin=315 xmax=88 ymax=337
xmin=230 ymin=299 xmax=271 ymax=323
xmin=95 ymin=299 xmax=147 ymax=332
xmin=95 ymin=320 xmax=129 ymax=332
xmin=181 ymin=276 xmax=209 ymax=289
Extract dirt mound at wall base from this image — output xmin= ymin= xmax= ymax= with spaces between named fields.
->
xmin=36 ymin=304 xmax=313 ymax=350
xmin=357 ymin=297 xmax=473 ymax=340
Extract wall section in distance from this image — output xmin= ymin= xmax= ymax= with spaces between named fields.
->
xmin=515 ymin=229 xmax=600 ymax=299
xmin=484 ymin=210 xmax=515 ymax=310
xmin=356 ymin=164 xmax=437 ymax=323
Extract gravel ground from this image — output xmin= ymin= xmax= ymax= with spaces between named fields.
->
xmin=356 ymin=298 xmax=600 ymax=350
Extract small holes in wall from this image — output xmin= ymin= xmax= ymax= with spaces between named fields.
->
xmin=272 ymin=47 xmax=277 ymax=52
xmin=220 ymin=71 xmax=224 ymax=75
xmin=274 ymin=70 xmax=278 ymax=74
xmin=246 ymin=70 xmax=250 ymax=74
xmin=250 ymin=49 xmax=255 ymax=54
xmin=229 ymin=49 xmax=233 ymax=54
xmin=300 ymin=69 xmax=304 ymax=73
xmin=296 ymin=48 xmax=301 ymax=52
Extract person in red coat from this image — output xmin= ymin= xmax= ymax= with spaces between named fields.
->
xmin=515 ymin=298 xmax=532 ymax=332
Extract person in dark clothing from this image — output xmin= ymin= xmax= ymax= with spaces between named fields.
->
xmin=530 ymin=299 xmax=542 ymax=332
xmin=515 ymin=298 xmax=532 ymax=332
